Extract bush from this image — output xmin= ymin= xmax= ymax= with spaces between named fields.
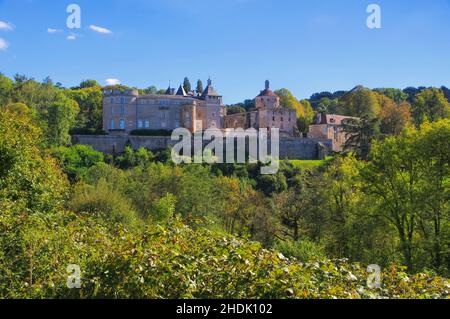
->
xmin=52 ymin=145 xmax=104 ymax=182
xmin=0 ymin=209 xmax=449 ymax=299
xmin=69 ymin=179 xmax=139 ymax=228
xmin=273 ymin=239 xmax=327 ymax=263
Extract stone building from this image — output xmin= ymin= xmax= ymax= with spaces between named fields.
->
xmin=102 ymin=78 xmax=225 ymax=134
xmin=224 ymin=80 xmax=298 ymax=137
xmin=308 ymin=113 xmax=356 ymax=151
xmin=103 ymin=79 xmax=298 ymax=137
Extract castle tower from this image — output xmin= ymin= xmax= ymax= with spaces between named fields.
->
xmin=255 ymin=80 xmax=280 ymax=110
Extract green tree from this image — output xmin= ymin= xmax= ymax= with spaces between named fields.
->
xmin=0 ymin=73 xmax=13 ymax=106
xmin=412 ymin=88 xmax=450 ymax=126
xmin=274 ymin=88 xmax=302 ymax=112
xmin=67 ymin=86 xmax=103 ymax=132
xmin=46 ymin=98 xmax=79 ymax=146
xmin=196 ymin=79 xmax=203 ymax=94
xmin=343 ymin=116 xmax=380 ymax=160
xmin=52 ymin=144 xmax=105 ymax=182
xmin=297 ymin=99 xmax=315 ymax=135
xmin=361 ymin=120 xmax=450 ymax=272
xmin=339 ymin=89 xmax=381 ymax=118
xmin=78 ymin=79 xmax=101 ymax=89
xmin=374 ymin=88 xmax=409 ymax=104
xmin=183 ymin=77 xmax=191 ymax=93
xmin=0 ymin=109 xmax=68 ymax=213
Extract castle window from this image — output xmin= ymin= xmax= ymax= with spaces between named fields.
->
xmin=174 ymin=120 xmax=180 ymax=128
xmin=137 ymin=120 xmax=143 ymax=129
xmin=120 ymin=105 xmax=125 ymax=115
xmin=110 ymin=119 xmax=115 ymax=130
xmin=119 ymin=119 xmax=126 ymax=130
xmin=144 ymin=120 xmax=150 ymax=129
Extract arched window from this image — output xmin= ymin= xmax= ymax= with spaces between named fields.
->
xmin=110 ymin=119 xmax=115 ymax=129
xmin=119 ymin=119 xmax=126 ymax=130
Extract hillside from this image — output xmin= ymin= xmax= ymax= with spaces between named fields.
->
xmin=1 ymin=208 xmax=449 ymax=299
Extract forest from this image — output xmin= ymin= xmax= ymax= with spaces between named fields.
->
xmin=0 ymin=73 xmax=449 ymax=298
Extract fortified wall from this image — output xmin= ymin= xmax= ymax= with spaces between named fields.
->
xmin=72 ymin=135 xmax=332 ymax=160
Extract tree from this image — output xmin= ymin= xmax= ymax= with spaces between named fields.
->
xmin=183 ymin=77 xmax=191 ymax=93
xmin=0 ymin=73 xmax=13 ymax=106
xmin=297 ymin=99 xmax=315 ymax=135
xmin=379 ymin=100 xmax=412 ymax=136
xmin=361 ymin=120 xmax=450 ymax=272
xmin=274 ymin=88 xmax=302 ymax=113
xmin=374 ymin=88 xmax=408 ymax=104
xmin=413 ymin=120 xmax=450 ymax=271
xmin=226 ymin=105 xmax=246 ymax=115
xmin=143 ymin=86 xmax=158 ymax=94
xmin=412 ymin=88 xmax=450 ymax=126
xmin=320 ymin=155 xmax=365 ymax=258
xmin=45 ymin=97 xmax=79 ymax=146
xmin=343 ymin=116 xmax=380 ymax=160
xmin=52 ymin=144 xmax=105 ymax=182
xmin=315 ymin=97 xmax=339 ymax=114
xmin=0 ymin=109 xmax=68 ymax=213
xmin=67 ymin=86 xmax=103 ymax=132
xmin=275 ymin=186 xmax=311 ymax=242
xmin=338 ymin=89 xmax=381 ymax=118
xmin=196 ymin=79 xmax=203 ymax=94
xmin=78 ymin=79 xmax=101 ymax=89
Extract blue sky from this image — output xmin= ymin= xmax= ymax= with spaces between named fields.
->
xmin=0 ymin=0 xmax=449 ymax=104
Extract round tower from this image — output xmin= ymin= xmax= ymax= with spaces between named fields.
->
xmin=255 ymin=80 xmax=279 ymax=110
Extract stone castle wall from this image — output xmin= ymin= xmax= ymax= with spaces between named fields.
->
xmin=72 ymin=135 xmax=333 ymax=160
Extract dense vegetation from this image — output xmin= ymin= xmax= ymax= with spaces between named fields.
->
xmin=0 ymin=73 xmax=449 ymax=298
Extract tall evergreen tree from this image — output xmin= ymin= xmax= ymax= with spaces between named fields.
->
xmin=183 ymin=77 xmax=191 ymax=93
xmin=196 ymin=79 xmax=204 ymax=94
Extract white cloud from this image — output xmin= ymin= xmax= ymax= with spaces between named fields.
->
xmin=48 ymin=28 xmax=63 ymax=34
xmin=89 ymin=25 xmax=112 ymax=34
xmin=105 ymin=78 xmax=121 ymax=86
xmin=0 ymin=21 xmax=14 ymax=31
xmin=67 ymin=34 xmax=77 ymax=41
xmin=0 ymin=38 xmax=9 ymax=50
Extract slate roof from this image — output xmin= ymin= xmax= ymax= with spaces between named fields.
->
xmin=176 ymin=85 xmax=187 ymax=96
xmin=201 ymin=79 xmax=221 ymax=98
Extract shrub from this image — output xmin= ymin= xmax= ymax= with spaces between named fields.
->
xmin=0 ymin=210 xmax=449 ymax=299
xmin=69 ymin=179 xmax=139 ymax=228
xmin=273 ymin=239 xmax=327 ymax=263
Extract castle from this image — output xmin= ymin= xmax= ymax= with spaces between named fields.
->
xmin=73 ymin=79 xmax=355 ymax=160
xmin=102 ymin=79 xmax=298 ymax=137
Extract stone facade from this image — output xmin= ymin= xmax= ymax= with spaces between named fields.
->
xmin=72 ymin=135 xmax=332 ymax=160
xmin=103 ymin=79 xmax=297 ymax=137
xmin=225 ymin=81 xmax=298 ymax=137
xmin=103 ymin=79 xmax=224 ymax=134
xmin=308 ymin=113 xmax=357 ymax=151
